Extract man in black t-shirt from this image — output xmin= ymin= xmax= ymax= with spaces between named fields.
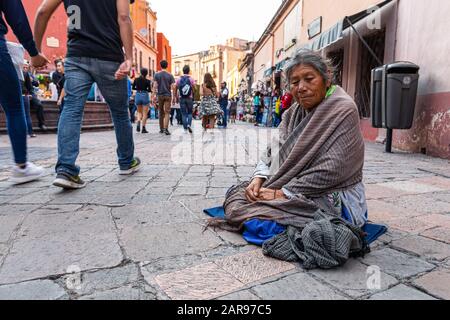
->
xmin=51 ymin=59 xmax=65 ymax=110
xmin=34 ymin=0 xmax=140 ymax=190
xmin=153 ymin=60 xmax=175 ymax=135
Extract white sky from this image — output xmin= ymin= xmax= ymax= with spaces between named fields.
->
xmin=148 ymin=0 xmax=283 ymax=56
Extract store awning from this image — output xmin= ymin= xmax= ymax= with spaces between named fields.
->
xmin=275 ymin=59 xmax=289 ymax=72
xmin=263 ymin=67 xmax=274 ymax=77
xmin=301 ymin=21 xmax=344 ymax=51
xmin=299 ymin=0 xmax=392 ymax=52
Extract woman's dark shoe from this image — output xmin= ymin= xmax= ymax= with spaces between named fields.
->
xmin=136 ymin=122 xmax=141 ymax=132
xmin=142 ymin=127 xmax=148 ymax=134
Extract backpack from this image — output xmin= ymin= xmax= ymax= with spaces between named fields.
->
xmin=179 ymin=76 xmax=192 ymax=98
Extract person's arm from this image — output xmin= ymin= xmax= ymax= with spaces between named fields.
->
xmin=171 ymin=76 xmax=177 ymax=104
xmin=152 ymin=76 xmax=158 ymax=97
xmin=174 ymin=79 xmax=180 ymax=104
xmin=172 ymin=83 xmax=177 ymax=104
xmin=3 ymin=0 xmax=49 ymax=68
xmin=191 ymin=78 xmax=196 ymax=99
xmin=3 ymin=0 xmax=38 ymax=56
xmin=34 ymin=0 xmax=62 ymax=51
xmin=57 ymin=88 xmax=65 ymax=106
xmin=114 ymin=0 xmax=133 ymax=80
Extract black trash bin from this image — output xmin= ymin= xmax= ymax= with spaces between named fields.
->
xmin=383 ymin=62 xmax=420 ymax=129
xmin=371 ymin=66 xmax=384 ymax=128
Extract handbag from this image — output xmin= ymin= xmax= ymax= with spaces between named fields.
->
xmin=6 ymin=42 xmax=25 ymax=81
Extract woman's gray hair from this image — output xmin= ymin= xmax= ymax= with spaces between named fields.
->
xmin=283 ymin=49 xmax=335 ymax=84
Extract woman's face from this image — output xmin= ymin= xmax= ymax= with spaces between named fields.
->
xmin=289 ymin=64 xmax=330 ymax=110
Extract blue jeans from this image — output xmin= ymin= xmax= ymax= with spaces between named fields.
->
xmin=0 ymin=38 xmax=27 ymax=164
xmin=220 ymin=102 xmax=228 ymax=128
xmin=22 ymin=95 xmax=34 ymax=135
xmin=254 ymin=106 xmax=263 ymax=124
xmin=129 ymin=101 xmax=136 ymax=123
xmin=135 ymin=92 xmax=150 ymax=106
xmin=180 ymin=97 xmax=193 ymax=130
xmin=56 ymin=57 xmax=135 ymax=176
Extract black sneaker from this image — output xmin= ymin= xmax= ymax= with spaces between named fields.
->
xmin=159 ymin=129 xmax=164 ymax=134
xmin=53 ymin=172 xmax=87 ymax=189
xmin=164 ymin=129 xmax=171 ymax=136
xmin=119 ymin=157 xmax=142 ymax=175
xmin=136 ymin=122 xmax=141 ymax=133
xmin=187 ymin=127 xmax=193 ymax=134
xmin=142 ymin=127 xmax=148 ymax=134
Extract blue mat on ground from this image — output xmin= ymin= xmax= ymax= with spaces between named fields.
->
xmin=203 ymin=206 xmax=226 ymax=218
xmin=203 ymin=207 xmax=388 ymax=246
xmin=363 ymin=223 xmax=388 ymax=244
xmin=242 ymin=219 xmax=286 ymax=246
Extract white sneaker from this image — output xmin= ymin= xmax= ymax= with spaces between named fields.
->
xmin=9 ymin=162 xmax=45 ymax=185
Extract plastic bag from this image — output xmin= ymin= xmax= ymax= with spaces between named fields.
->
xmin=6 ymin=42 xmax=25 ymax=81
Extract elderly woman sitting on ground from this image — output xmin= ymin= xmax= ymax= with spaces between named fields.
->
xmin=211 ymin=50 xmax=369 ymax=269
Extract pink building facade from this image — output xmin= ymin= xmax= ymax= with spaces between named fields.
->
xmin=252 ymin=0 xmax=449 ymax=159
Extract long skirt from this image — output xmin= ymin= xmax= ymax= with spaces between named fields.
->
xmin=199 ymin=95 xmax=223 ymax=118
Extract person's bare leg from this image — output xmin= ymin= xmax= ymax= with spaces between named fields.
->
xmin=141 ymin=105 xmax=149 ymax=133
xmin=142 ymin=106 xmax=149 ymax=126
xmin=136 ymin=105 xmax=143 ymax=132
xmin=202 ymin=116 xmax=208 ymax=131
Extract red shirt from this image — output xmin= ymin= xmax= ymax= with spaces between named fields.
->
xmin=281 ymin=93 xmax=293 ymax=110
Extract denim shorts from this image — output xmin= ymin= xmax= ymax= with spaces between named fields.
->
xmin=135 ymin=92 xmax=150 ymax=106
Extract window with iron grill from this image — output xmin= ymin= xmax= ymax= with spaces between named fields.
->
xmin=327 ymin=49 xmax=344 ymax=87
xmin=355 ymin=30 xmax=386 ymax=118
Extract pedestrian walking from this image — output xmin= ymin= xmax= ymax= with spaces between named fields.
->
xmin=35 ymin=0 xmax=141 ymax=189
xmin=153 ymin=60 xmax=175 ymax=136
xmin=219 ymin=82 xmax=229 ymax=128
xmin=175 ymin=65 xmax=195 ymax=133
xmin=229 ymin=97 xmax=237 ymax=124
xmin=199 ymin=73 xmax=222 ymax=131
xmin=0 ymin=0 xmax=49 ymax=184
xmin=21 ymin=63 xmax=37 ymax=138
xmin=170 ymin=102 xmax=182 ymax=126
xmin=133 ymin=68 xmax=152 ymax=134
xmin=271 ymin=88 xmax=281 ymax=128
xmin=237 ymin=98 xmax=244 ymax=121
xmin=253 ymin=92 xmax=262 ymax=126
xmin=127 ymin=76 xmax=136 ymax=123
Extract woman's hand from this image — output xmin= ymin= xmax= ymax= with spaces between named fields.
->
xmin=245 ymin=177 xmax=265 ymax=203
xmin=258 ymin=188 xmax=288 ymax=201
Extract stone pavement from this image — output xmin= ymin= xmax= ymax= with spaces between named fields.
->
xmin=0 ymin=120 xmax=449 ymax=300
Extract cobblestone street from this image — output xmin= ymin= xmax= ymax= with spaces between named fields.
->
xmin=0 ymin=120 xmax=449 ymax=300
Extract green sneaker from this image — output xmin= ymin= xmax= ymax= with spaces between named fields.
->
xmin=119 ymin=157 xmax=142 ymax=175
xmin=53 ymin=172 xmax=87 ymax=189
